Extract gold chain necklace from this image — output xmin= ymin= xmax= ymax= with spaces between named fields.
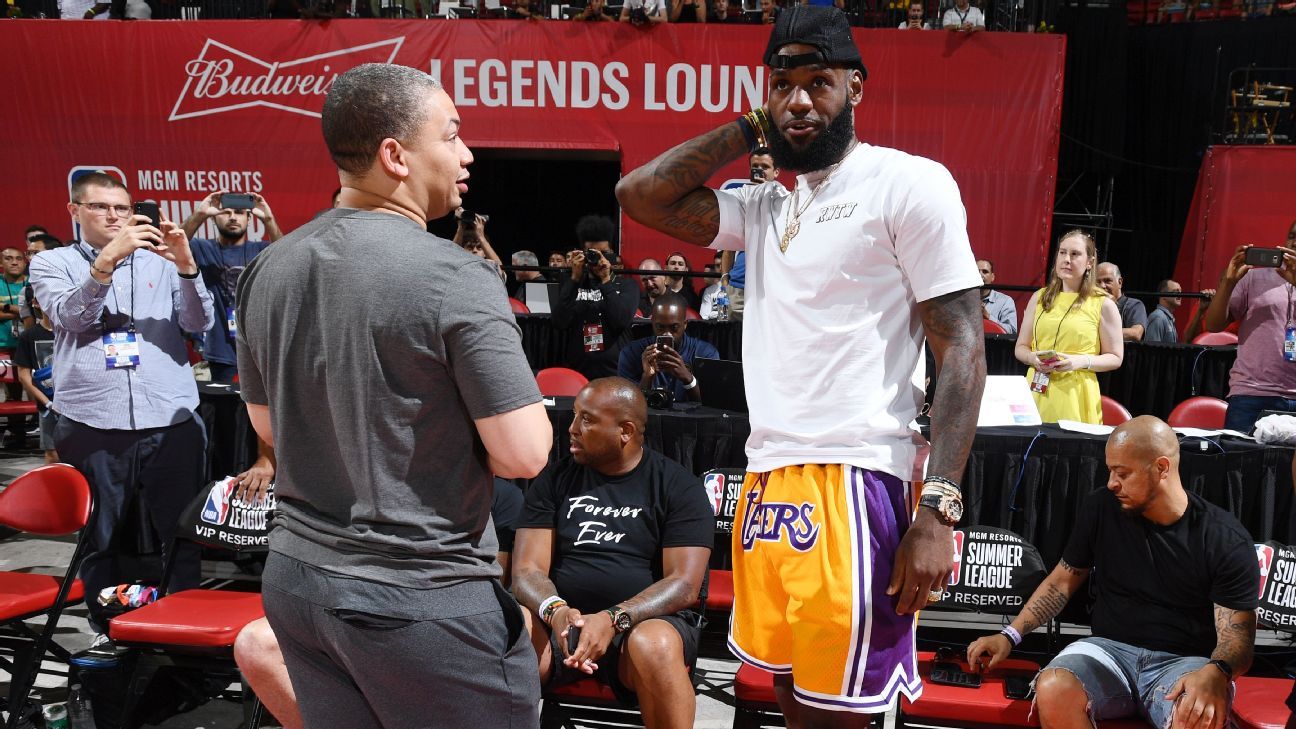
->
xmin=779 ymin=157 xmax=847 ymax=254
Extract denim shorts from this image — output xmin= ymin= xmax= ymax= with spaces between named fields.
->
xmin=1043 ymin=637 xmax=1220 ymax=728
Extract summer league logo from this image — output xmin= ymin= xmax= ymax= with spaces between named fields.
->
xmin=702 ymin=469 xmax=743 ymax=533
xmin=1256 ymin=541 xmax=1296 ymax=630
xmin=190 ymin=476 xmax=275 ymax=548
xmin=169 ymin=37 xmax=405 ymax=121
xmin=936 ymin=527 xmax=1046 ymax=612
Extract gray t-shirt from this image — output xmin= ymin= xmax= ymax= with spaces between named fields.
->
xmin=236 ymin=209 xmax=542 ymax=587
xmin=1116 ymin=295 xmax=1149 ymax=335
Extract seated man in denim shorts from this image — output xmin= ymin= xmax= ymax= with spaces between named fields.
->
xmin=967 ymin=416 xmax=1258 ymax=728
xmin=512 ymin=379 xmax=713 ymax=729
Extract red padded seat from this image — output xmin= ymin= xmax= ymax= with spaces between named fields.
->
xmin=705 ymin=569 xmax=733 ymax=611
xmin=984 ymin=319 xmax=1007 ymax=334
xmin=0 ymin=574 xmax=84 ymax=619
xmin=735 ymin=663 xmax=780 ymax=706
xmin=901 ymin=650 xmax=1042 ymax=727
xmin=1101 ymin=396 xmax=1133 ymax=426
xmin=547 ymin=677 xmax=619 ymax=704
xmin=1167 ymin=396 xmax=1228 ymax=430
xmin=536 ymin=367 xmax=590 ymax=397
xmin=0 ymin=401 xmax=36 ymax=416
xmin=110 ymin=589 xmax=264 ymax=648
xmin=1231 ymin=676 xmax=1290 ymax=729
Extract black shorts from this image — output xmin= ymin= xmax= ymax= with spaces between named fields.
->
xmin=547 ymin=609 xmax=703 ymax=706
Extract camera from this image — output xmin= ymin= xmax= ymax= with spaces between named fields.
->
xmin=583 ymin=249 xmax=602 ymax=266
xmin=750 ymin=167 xmax=766 ymax=181
xmin=645 ymin=387 xmax=674 ymax=410
xmin=629 ymin=5 xmax=648 ymax=22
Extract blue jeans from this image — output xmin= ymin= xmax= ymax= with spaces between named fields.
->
xmin=1043 ymin=637 xmax=1219 ymax=728
xmin=1225 ymin=395 xmax=1296 ymax=433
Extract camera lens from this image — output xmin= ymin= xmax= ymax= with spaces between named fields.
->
xmin=584 ymin=249 xmax=599 ymax=265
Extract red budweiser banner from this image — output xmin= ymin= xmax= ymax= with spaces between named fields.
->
xmin=0 ymin=21 xmax=1064 ymax=285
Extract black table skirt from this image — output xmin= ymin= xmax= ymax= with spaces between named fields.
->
xmin=197 ymin=383 xmax=259 ymax=480
xmin=545 ymin=396 xmax=749 ymax=476
xmin=961 ymin=424 xmax=1294 ymax=568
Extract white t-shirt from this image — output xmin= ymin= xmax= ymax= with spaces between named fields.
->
xmin=711 ymin=143 xmax=981 ymax=479
xmin=898 ymin=19 xmax=931 ymax=27
xmin=942 ymin=4 xmax=984 ymax=27
xmin=624 ymin=0 xmax=665 ymax=15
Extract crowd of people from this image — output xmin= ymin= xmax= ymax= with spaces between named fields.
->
xmin=9 ymin=5 xmax=1296 ymax=729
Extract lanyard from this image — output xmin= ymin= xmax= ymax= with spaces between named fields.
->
xmin=1033 ymin=296 xmax=1075 ymax=353
xmin=954 ymin=4 xmax=970 ymax=22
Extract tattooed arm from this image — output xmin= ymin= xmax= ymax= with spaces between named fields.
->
xmin=966 ymin=559 xmax=1091 ymax=672
xmin=1209 ymin=605 xmax=1255 ymax=676
xmin=615 ymin=122 xmax=750 ymax=247
xmin=1164 ymin=606 xmax=1255 ymax=729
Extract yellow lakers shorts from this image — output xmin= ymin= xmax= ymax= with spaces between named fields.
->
xmin=728 ymin=464 xmax=923 ymax=713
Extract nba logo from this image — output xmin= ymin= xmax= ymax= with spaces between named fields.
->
xmin=200 ymin=480 xmax=235 ymax=526
xmin=704 ymin=473 xmax=725 ymax=516
xmin=947 ymin=530 xmax=966 ymax=586
xmin=1256 ymin=544 xmax=1275 ymax=600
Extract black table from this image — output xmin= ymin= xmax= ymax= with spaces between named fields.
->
xmin=544 ymin=396 xmax=749 ymax=476
xmin=197 ymin=382 xmax=259 ymax=480
xmin=517 ymin=315 xmax=743 ymax=371
xmin=960 ymin=424 xmax=1294 ymax=567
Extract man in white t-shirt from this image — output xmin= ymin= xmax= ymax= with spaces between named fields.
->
xmin=942 ymin=0 xmax=984 ymax=31
xmin=616 ymin=5 xmax=985 ymax=723
xmin=621 ymin=0 xmax=666 ymax=23
xmin=899 ymin=0 xmax=931 ymax=28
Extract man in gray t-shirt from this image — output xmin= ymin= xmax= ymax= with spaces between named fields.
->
xmin=236 ymin=63 xmax=552 ymax=729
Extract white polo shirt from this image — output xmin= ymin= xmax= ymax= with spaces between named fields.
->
xmin=711 ymin=143 xmax=980 ymax=479
xmin=942 ymin=4 xmax=985 ymax=27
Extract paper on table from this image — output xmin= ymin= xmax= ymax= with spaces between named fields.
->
xmin=1173 ymin=426 xmax=1253 ymax=439
xmin=976 ymin=376 xmax=1043 ymax=427
xmin=1057 ymin=419 xmax=1114 ymax=436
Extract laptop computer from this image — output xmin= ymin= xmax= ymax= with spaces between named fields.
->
xmin=523 ymin=282 xmax=557 ymax=314
xmin=695 ymin=358 xmax=747 ymax=413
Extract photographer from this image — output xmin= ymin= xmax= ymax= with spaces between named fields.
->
xmin=618 ymin=293 xmax=718 ymax=405
xmin=620 ymin=0 xmax=666 ymax=24
xmin=574 ymin=0 xmax=616 ymax=20
xmin=453 ymin=208 xmax=507 ymax=283
xmin=552 ymin=218 xmax=638 ymax=380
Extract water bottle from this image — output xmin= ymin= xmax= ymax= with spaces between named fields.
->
xmin=41 ymin=702 xmax=69 ymax=729
xmin=714 ymin=285 xmax=730 ymax=322
xmin=66 ymin=684 xmax=94 ymax=729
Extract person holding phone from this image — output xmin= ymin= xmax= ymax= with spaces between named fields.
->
xmin=617 ymin=292 xmax=719 ymax=403
xmin=1014 ymin=229 xmax=1124 ymax=424
xmin=1199 ymin=219 xmax=1296 ymax=432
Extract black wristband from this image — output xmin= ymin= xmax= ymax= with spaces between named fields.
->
xmin=1207 ymin=659 xmax=1233 ymax=680
xmin=178 ymin=270 xmax=199 ymax=280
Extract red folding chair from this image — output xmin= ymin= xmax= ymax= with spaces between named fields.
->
xmin=1192 ymin=331 xmax=1238 ymax=346
xmin=536 ymin=367 xmax=589 ymax=397
xmin=0 ymin=465 xmax=93 ymax=729
xmin=733 ymin=664 xmax=782 ymax=729
xmin=108 ymin=482 xmax=270 ymax=727
xmin=508 ymin=297 xmax=531 ymax=314
xmin=1101 ymin=396 xmax=1132 ymax=426
xmin=0 ymin=359 xmax=37 ymax=447
xmin=984 ymin=319 xmax=1008 ymax=335
xmin=1232 ymin=541 xmax=1296 ymax=729
xmin=1166 ymin=396 xmax=1228 ymax=429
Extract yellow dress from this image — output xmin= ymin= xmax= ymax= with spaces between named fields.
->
xmin=1027 ymin=291 xmax=1104 ymax=424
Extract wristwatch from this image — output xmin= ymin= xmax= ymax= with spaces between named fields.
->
xmin=1207 ymin=659 xmax=1233 ymax=680
xmin=604 ymin=605 xmax=632 ymax=634
xmin=918 ymin=489 xmax=963 ymax=526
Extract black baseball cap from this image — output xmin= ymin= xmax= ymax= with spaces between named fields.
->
xmin=763 ymin=5 xmax=868 ymax=81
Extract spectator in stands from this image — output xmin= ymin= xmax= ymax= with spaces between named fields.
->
xmin=1201 ymin=224 xmax=1296 ymax=432
xmin=942 ymin=0 xmax=983 ymax=30
xmin=513 ymin=379 xmax=712 ymax=729
xmin=553 ymin=225 xmax=639 ymax=380
xmin=575 ymin=0 xmax=617 ymax=20
xmin=506 ymin=0 xmax=539 ymax=17
xmin=13 ymin=289 xmax=55 ymax=464
xmin=618 ymin=293 xmax=719 ymax=403
xmin=31 ymin=172 xmax=213 ymax=641
xmin=24 ymin=226 xmax=47 ymax=244
xmin=669 ymin=0 xmax=706 ymax=21
xmin=977 ymin=258 xmax=1017 ymax=334
xmin=698 ymin=260 xmax=725 ymax=319
xmin=234 ymin=479 xmax=527 ymax=729
xmin=550 ymin=250 xmax=569 ymax=269
xmin=899 ymin=0 xmax=930 ymax=27
xmin=454 ymin=209 xmax=507 ymax=283
xmin=1096 ymin=262 xmax=1148 ymax=341
xmin=759 ymin=0 xmax=777 ymax=22
xmin=237 ymin=64 xmax=550 ymax=727
xmin=663 ymin=252 xmax=702 ymax=311
xmin=709 ymin=0 xmax=743 ymax=22
xmin=968 ymin=416 xmax=1257 ymax=729
xmin=1015 ymin=230 xmax=1123 ymax=424
xmin=0 ymin=246 xmax=29 ymax=447
xmin=622 ymin=0 xmax=666 ymax=23
xmin=26 ymin=233 xmax=60 ymax=259
xmin=510 ymin=250 xmax=548 ymax=303
xmin=1143 ymin=279 xmax=1183 ymax=344
xmin=181 ymin=191 xmax=283 ymax=384
xmin=637 ymin=258 xmax=668 ymax=315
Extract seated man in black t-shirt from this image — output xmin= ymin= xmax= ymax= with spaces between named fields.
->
xmin=513 ymin=378 xmax=713 ymax=729
xmin=967 ymin=416 xmax=1258 ymax=729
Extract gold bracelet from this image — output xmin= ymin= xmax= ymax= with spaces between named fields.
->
xmin=90 ymin=263 xmax=113 ymax=280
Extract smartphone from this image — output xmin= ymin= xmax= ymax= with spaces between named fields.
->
xmin=566 ymin=625 xmax=581 ymax=655
xmin=750 ymin=167 xmax=766 ymax=181
xmin=1244 ymin=247 xmax=1285 ymax=268
xmin=929 ymin=661 xmax=982 ymax=688
xmin=133 ymin=201 xmax=161 ymax=228
xmin=1003 ymin=674 xmax=1034 ymax=700
xmin=655 ymin=335 xmax=674 ymax=351
xmin=219 ymin=193 xmax=256 ymax=210
xmin=1035 ymin=349 xmax=1060 ymax=364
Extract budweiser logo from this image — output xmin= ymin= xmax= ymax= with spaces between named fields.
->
xmin=169 ymin=37 xmax=405 ymax=121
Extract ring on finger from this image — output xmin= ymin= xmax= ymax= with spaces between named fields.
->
xmin=927 ymin=589 xmax=944 ymax=602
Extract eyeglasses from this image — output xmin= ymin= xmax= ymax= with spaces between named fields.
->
xmin=75 ymin=202 xmax=133 ymax=217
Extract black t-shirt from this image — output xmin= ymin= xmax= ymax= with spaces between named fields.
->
xmin=1063 ymin=488 xmax=1259 ymax=657
xmin=492 ymin=477 xmax=525 ymax=553
xmin=520 ymin=449 xmax=714 ymax=613
xmin=551 ymin=275 xmax=639 ymax=380
xmin=13 ymin=322 xmax=54 ymax=397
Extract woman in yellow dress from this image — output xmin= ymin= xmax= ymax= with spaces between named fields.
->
xmin=1015 ymin=230 xmax=1125 ymax=424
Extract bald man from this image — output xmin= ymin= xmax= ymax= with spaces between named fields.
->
xmin=512 ymin=379 xmax=714 ymax=729
xmin=1096 ymin=262 xmax=1149 ymax=341
xmin=967 ymin=416 xmax=1257 ymax=729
